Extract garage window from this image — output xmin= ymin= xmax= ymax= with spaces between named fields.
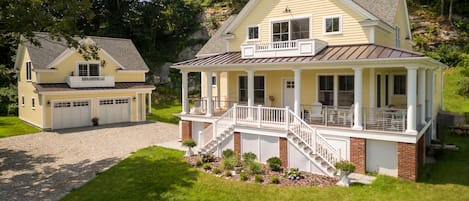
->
xmin=100 ymin=100 xmax=114 ymax=105
xmin=115 ymin=99 xmax=129 ymax=104
xmin=54 ymin=102 xmax=71 ymax=108
xmin=73 ymin=101 xmax=89 ymax=107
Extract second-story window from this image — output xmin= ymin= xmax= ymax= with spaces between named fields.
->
xmin=324 ymin=15 xmax=342 ymax=34
xmin=291 ymin=18 xmax=309 ymax=40
xmin=273 ymin=21 xmax=289 ymax=41
xmin=78 ymin=63 xmax=100 ymax=76
xmin=248 ymin=25 xmax=259 ymax=40
xmin=26 ymin=61 xmax=32 ymax=81
xmin=272 ymin=18 xmax=310 ymax=42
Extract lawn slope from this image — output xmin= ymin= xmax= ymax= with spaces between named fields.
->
xmin=0 ymin=117 xmax=41 ymax=138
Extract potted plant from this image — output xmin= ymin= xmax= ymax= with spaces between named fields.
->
xmin=182 ymin=139 xmax=197 ymax=156
xmin=334 ymin=160 xmax=356 ymax=187
xmin=91 ymin=117 xmax=99 ymax=126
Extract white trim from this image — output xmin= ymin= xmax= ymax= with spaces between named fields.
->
xmin=338 ymin=0 xmax=379 ymax=21
xmin=317 ymin=127 xmax=418 ymax=143
xmin=19 ymin=117 xmax=42 ymax=128
xmin=41 ymin=95 xmax=46 ymax=128
xmin=97 ymin=96 xmax=132 ymax=122
xmin=224 ymin=0 xmax=261 ymax=35
xmin=117 ymin=70 xmax=149 ymax=73
xmin=369 ymin=27 xmax=375 ymax=43
xmin=316 ymin=73 xmax=354 ymax=106
xmin=100 ymin=49 xmax=126 ymax=69
xmin=21 ymin=95 xmax=25 ymax=107
xmin=46 ymin=49 xmax=75 ymax=69
xmin=237 ymin=73 xmax=267 ymax=106
xmin=323 ymin=15 xmax=343 ymax=35
xmin=50 ymin=98 xmax=93 ymax=130
xmin=402 ymin=0 xmax=413 ymax=41
xmin=269 ymin=14 xmax=313 ymax=42
xmin=75 ymin=62 xmax=101 ymax=76
xmin=38 ymin=88 xmax=154 ymax=95
xmin=246 ymin=24 xmax=260 ymax=41
xmin=31 ymin=97 xmax=36 ymax=110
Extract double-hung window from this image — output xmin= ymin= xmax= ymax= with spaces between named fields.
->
xmin=272 ymin=22 xmax=289 ymax=41
xmin=78 ymin=63 xmax=100 ymax=76
xmin=319 ymin=75 xmax=355 ymax=106
xmin=324 ymin=16 xmax=342 ymax=34
xmin=393 ymin=75 xmax=406 ymax=95
xmin=338 ymin=76 xmax=354 ymax=106
xmin=272 ymin=18 xmax=310 ymax=42
xmin=318 ymin=76 xmax=334 ymax=106
xmin=31 ymin=98 xmax=35 ymax=109
xmin=239 ymin=76 xmax=265 ymax=104
xmin=248 ymin=25 xmax=259 ymax=40
xmin=26 ymin=61 xmax=32 ymax=81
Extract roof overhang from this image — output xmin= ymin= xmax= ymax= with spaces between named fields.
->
xmin=360 ymin=20 xmax=394 ymax=33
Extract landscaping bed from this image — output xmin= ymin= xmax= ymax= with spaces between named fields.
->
xmin=185 ymin=151 xmax=337 ymax=187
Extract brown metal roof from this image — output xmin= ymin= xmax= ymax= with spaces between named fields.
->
xmin=33 ymin=82 xmax=155 ymax=93
xmin=173 ymin=44 xmax=424 ymax=67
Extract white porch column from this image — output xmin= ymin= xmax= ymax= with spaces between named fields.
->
xmin=369 ymin=68 xmax=376 ymax=123
xmin=353 ymin=67 xmax=363 ymax=130
xmin=333 ymin=75 xmax=339 ymax=107
xmin=147 ymin=93 xmax=152 ymax=114
xmin=418 ymin=68 xmax=426 ymax=124
xmin=181 ymin=70 xmax=189 ymax=115
xmin=205 ymin=70 xmax=213 ymax=117
xmin=247 ymin=69 xmax=255 ymax=107
xmin=406 ymin=66 xmax=418 ymax=134
xmin=216 ymin=72 xmax=221 ymax=109
xmin=294 ymin=69 xmax=302 ymax=116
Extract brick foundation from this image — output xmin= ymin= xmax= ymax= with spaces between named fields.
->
xmin=234 ymin=132 xmax=241 ymax=155
xmin=398 ymin=142 xmax=417 ymax=181
xmin=350 ymin=137 xmax=366 ymax=174
xmin=279 ymin=137 xmax=288 ymax=168
xmin=417 ymin=133 xmax=426 ymax=167
xmin=181 ymin=120 xmax=192 ymax=141
xmin=204 ymin=122 xmax=211 ymax=128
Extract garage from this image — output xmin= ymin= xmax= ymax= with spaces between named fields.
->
xmin=52 ymin=100 xmax=91 ymax=129
xmin=98 ymin=98 xmax=131 ymax=125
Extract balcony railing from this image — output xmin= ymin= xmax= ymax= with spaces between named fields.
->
xmin=66 ymin=76 xmax=115 ymax=88
xmin=188 ymin=97 xmax=238 ymax=115
xmin=241 ymin=39 xmax=328 ymax=59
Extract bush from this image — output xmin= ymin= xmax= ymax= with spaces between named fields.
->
xmin=182 ymin=139 xmax=197 ymax=148
xmin=266 ymin=157 xmax=282 ymax=172
xmin=222 ymin=158 xmax=235 ymax=170
xmin=203 ymin=163 xmax=212 ymax=171
xmin=201 ymin=153 xmax=216 ymax=163
xmin=254 ymin=175 xmax=263 ymax=183
xmin=195 ymin=160 xmax=203 ymax=167
xmin=240 ymin=172 xmax=249 ymax=181
xmin=286 ymin=168 xmax=304 ymax=180
xmin=213 ymin=168 xmax=222 ymax=175
xmin=270 ymin=176 xmax=280 ymax=184
xmin=242 ymin=152 xmax=257 ymax=162
xmin=225 ymin=171 xmax=232 ymax=177
xmin=334 ymin=161 xmax=356 ymax=173
xmin=222 ymin=149 xmax=234 ymax=159
xmin=246 ymin=162 xmax=263 ymax=175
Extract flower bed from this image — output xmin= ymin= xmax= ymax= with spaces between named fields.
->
xmin=185 ymin=154 xmax=337 ymax=187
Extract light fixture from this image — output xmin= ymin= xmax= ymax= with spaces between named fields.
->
xmin=133 ymin=97 xmax=137 ymax=100
xmin=47 ymin=101 xmax=50 ymax=105
xmin=284 ymin=6 xmax=291 ymax=13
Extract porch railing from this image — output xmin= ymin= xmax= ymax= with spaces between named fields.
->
xmin=300 ymin=105 xmax=354 ymax=129
xmin=363 ymin=107 xmax=407 ymax=132
xmin=189 ymin=97 xmax=238 ymax=115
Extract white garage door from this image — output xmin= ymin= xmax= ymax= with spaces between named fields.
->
xmin=98 ymin=98 xmax=131 ymax=125
xmin=53 ymin=101 xmax=91 ymax=129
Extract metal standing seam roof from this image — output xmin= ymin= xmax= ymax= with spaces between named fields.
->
xmin=174 ymin=44 xmax=424 ymax=67
xmin=33 ymin=82 xmax=155 ymax=93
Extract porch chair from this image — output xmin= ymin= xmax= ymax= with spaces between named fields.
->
xmin=309 ymin=102 xmax=324 ymax=123
xmin=338 ymin=105 xmax=354 ymax=126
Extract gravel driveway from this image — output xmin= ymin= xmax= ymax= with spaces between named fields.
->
xmin=0 ymin=122 xmax=180 ymax=201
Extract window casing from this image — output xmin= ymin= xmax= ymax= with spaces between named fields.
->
xmin=248 ymin=25 xmax=259 ymax=40
xmin=319 ymin=75 xmax=354 ymax=106
xmin=272 ymin=18 xmax=310 ymax=42
xmin=31 ymin=98 xmax=35 ymax=109
xmin=338 ymin=75 xmax=354 ymax=106
xmin=239 ymin=76 xmax=265 ymax=104
xmin=77 ymin=63 xmax=100 ymax=76
xmin=21 ymin=96 xmax=25 ymax=106
xmin=393 ymin=75 xmax=406 ymax=95
xmin=324 ymin=16 xmax=342 ymax=34
xmin=26 ymin=61 xmax=32 ymax=81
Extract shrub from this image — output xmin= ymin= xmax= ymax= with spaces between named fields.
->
xmin=286 ymin=168 xmax=304 ymax=180
xmin=334 ymin=161 xmax=356 ymax=173
xmin=222 ymin=158 xmax=235 ymax=170
xmin=201 ymin=153 xmax=216 ymax=163
xmin=254 ymin=175 xmax=263 ymax=183
xmin=213 ymin=168 xmax=222 ymax=175
xmin=242 ymin=152 xmax=257 ymax=162
xmin=266 ymin=157 xmax=282 ymax=172
xmin=240 ymin=172 xmax=249 ymax=181
xmin=225 ymin=171 xmax=232 ymax=177
xmin=195 ymin=160 xmax=203 ymax=167
xmin=270 ymin=176 xmax=280 ymax=184
xmin=222 ymin=149 xmax=234 ymax=159
xmin=246 ymin=161 xmax=263 ymax=175
xmin=182 ymin=139 xmax=197 ymax=148
xmin=203 ymin=163 xmax=212 ymax=171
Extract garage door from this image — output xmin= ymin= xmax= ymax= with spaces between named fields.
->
xmin=98 ymin=98 xmax=131 ymax=125
xmin=53 ymin=101 xmax=91 ymax=129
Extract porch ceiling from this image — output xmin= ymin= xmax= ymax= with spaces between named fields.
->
xmin=173 ymin=44 xmax=442 ymax=70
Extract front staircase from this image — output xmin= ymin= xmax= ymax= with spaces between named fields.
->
xmin=197 ymin=104 xmax=341 ymax=177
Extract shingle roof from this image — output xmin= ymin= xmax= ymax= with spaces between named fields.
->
xmin=352 ymin=0 xmax=400 ymax=26
xmin=196 ymin=15 xmax=237 ymax=57
xmin=26 ymin=32 xmax=148 ymax=71
xmin=174 ymin=44 xmax=424 ymax=67
xmin=33 ymin=82 xmax=155 ymax=93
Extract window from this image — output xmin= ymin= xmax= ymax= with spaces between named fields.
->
xmin=31 ymin=98 xmax=35 ymax=109
xmin=272 ymin=18 xmax=310 ymax=42
xmin=26 ymin=61 xmax=32 ymax=81
xmin=212 ymin=76 xmax=217 ymax=86
xmin=393 ymin=75 xmax=406 ymax=95
xmin=78 ymin=63 xmax=100 ymax=76
xmin=21 ymin=96 xmax=25 ymax=106
xmin=324 ymin=16 xmax=341 ymax=34
xmin=338 ymin=76 xmax=354 ymax=106
xmin=395 ymin=26 xmax=401 ymax=48
xmin=319 ymin=76 xmax=334 ymax=106
xmin=239 ymin=76 xmax=265 ymax=104
xmin=248 ymin=25 xmax=259 ymax=40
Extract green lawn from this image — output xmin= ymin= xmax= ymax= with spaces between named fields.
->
xmin=444 ymin=68 xmax=469 ymax=122
xmin=62 ymin=144 xmax=469 ymax=201
xmin=0 ymin=116 xmax=41 ymax=138
xmin=147 ymin=104 xmax=182 ymax=124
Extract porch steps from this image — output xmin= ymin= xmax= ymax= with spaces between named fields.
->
xmin=199 ymin=126 xmax=235 ymax=154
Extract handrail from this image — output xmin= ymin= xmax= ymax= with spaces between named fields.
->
xmin=199 ymin=106 xmax=235 ymax=148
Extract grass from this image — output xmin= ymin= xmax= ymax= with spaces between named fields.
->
xmin=0 ymin=116 xmax=41 ymax=138
xmin=62 ymin=145 xmax=469 ymax=201
xmin=443 ymin=68 xmax=469 ymax=122
xmin=147 ymin=104 xmax=182 ymax=124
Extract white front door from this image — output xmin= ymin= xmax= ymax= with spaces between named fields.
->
xmin=283 ymin=79 xmax=295 ymax=109
xmin=52 ymin=100 xmax=91 ymax=129
xmin=98 ymin=98 xmax=131 ymax=125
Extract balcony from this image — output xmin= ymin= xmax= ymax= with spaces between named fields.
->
xmin=66 ymin=76 xmax=115 ymax=88
xmin=241 ymin=39 xmax=328 ymax=59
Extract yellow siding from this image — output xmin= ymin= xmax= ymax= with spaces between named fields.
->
xmin=39 ymin=50 xmax=145 ymax=83
xmin=374 ymin=0 xmax=412 ymax=50
xmin=18 ymin=49 xmax=43 ymax=127
xmin=229 ymin=0 xmax=371 ymax=52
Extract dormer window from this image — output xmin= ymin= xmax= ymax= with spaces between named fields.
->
xmin=26 ymin=61 xmax=32 ymax=81
xmin=324 ymin=15 xmax=342 ymax=34
xmin=77 ymin=63 xmax=100 ymax=76
xmin=272 ymin=18 xmax=310 ymax=42
xmin=248 ymin=25 xmax=259 ymax=40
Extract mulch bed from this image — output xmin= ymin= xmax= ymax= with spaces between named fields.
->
xmin=185 ymin=155 xmax=338 ymax=187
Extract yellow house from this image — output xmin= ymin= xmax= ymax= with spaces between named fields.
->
xmin=16 ymin=33 xmax=154 ymax=130
xmin=173 ymin=0 xmax=446 ymax=181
